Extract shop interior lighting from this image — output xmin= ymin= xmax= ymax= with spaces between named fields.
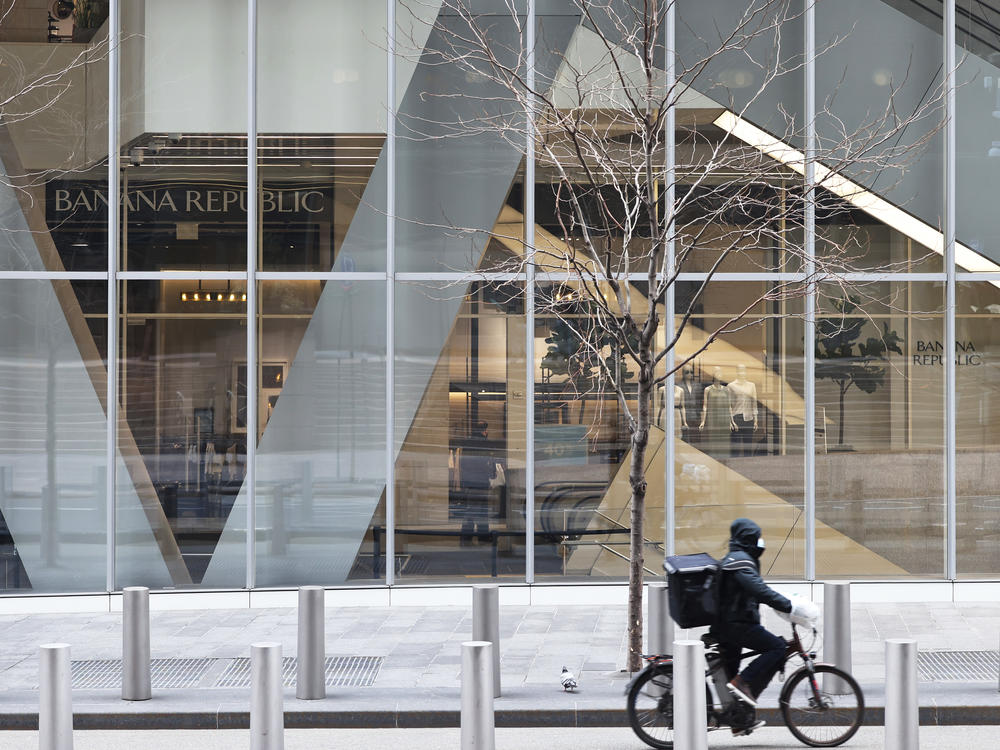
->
xmin=713 ymin=110 xmax=1000 ymax=281
xmin=180 ymin=279 xmax=246 ymax=303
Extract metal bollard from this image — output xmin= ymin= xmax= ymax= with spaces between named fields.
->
xmin=472 ymin=585 xmax=501 ymax=698
xmin=122 ymin=586 xmax=151 ymax=701
xmin=296 ymin=586 xmax=325 ymax=700
xmin=250 ymin=642 xmax=284 ymax=750
xmin=460 ymin=641 xmax=495 ymax=750
xmin=646 ymin=582 xmax=673 ymax=655
xmin=885 ymin=639 xmax=918 ymax=750
xmin=672 ymin=640 xmax=708 ymax=750
xmin=823 ymin=581 xmax=852 ymax=694
xmin=39 ymin=643 xmax=73 ymax=750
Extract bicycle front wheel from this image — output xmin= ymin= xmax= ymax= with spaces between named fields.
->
xmin=626 ymin=666 xmax=675 ymax=750
xmin=780 ymin=664 xmax=864 ymax=747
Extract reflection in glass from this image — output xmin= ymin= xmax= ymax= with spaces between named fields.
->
xmin=672 ymin=284 xmax=805 ymax=579
xmin=119 ymin=0 xmax=248 ymax=271
xmin=533 ymin=284 xmax=649 ymax=580
xmin=957 ymin=281 xmax=1000 ymax=577
xmin=815 ymin=282 xmax=944 ymax=578
xmin=395 ymin=1 xmax=526 ymax=272
xmin=117 ymin=281 xmax=246 ymax=587
xmin=0 ymin=18 xmax=109 ymax=273
xmin=255 ymin=280 xmax=386 ymax=586
xmin=0 ymin=281 xmax=109 ymax=592
xmin=395 ymin=282 xmax=526 ymax=581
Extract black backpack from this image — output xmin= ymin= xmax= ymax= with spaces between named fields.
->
xmin=663 ymin=552 xmax=722 ymax=628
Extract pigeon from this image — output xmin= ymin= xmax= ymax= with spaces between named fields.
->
xmin=560 ymin=666 xmax=578 ymax=692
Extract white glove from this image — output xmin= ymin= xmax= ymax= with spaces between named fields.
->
xmin=788 ymin=598 xmax=820 ymax=627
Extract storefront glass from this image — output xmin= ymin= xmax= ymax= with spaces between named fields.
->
xmin=0 ymin=280 xmax=108 ymax=592
xmin=119 ymin=0 xmax=247 ymax=272
xmin=814 ymin=280 xmax=945 ymax=578
xmin=957 ymin=1 xmax=1000 ymax=271
xmin=116 ymin=280 xmax=247 ymax=588
xmin=394 ymin=0 xmax=527 ymax=273
xmin=815 ymin=0 xmax=943 ymax=273
xmin=0 ymin=1 xmax=989 ymax=593
xmin=531 ymin=283 xmax=658 ymax=580
xmin=254 ymin=280 xmax=386 ymax=586
xmin=257 ymin=0 xmax=386 ymax=273
xmin=395 ymin=280 xmax=527 ymax=581
xmin=0 ymin=15 xmax=108 ymax=273
xmin=956 ymin=280 xmax=1000 ymax=577
xmin=672 ymin=283 xmax=806 ymax=577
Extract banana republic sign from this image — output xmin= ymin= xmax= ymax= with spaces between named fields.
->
xmin=46 ymin=181 xmax=333 ymax=224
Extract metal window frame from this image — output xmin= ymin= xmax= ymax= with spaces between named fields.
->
xmin=525 ymin=0 xmax=537 ymax=584
xmin=804 ymin=0 xmax=816 ymax=582
xmin=385 ymin=0 xmax=397 ymax=587
xmin=107 ymin=0 xmax=120 ymax=592
xmin=246 ymin=0 xmax=259 ymax=591
xmin=944 ymin=0 xmax=957 ymax=581
xmin=664 ymin=0 xmax=676 ymax=560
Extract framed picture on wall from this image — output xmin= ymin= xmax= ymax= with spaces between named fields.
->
xmin=231 ymin=362 xmax=286 ymax=434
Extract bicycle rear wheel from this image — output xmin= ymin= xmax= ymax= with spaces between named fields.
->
xmin=780 ymin=664 xmax=864 ymax=747
xmin=626 ymin=666 xmax=675 ymax=750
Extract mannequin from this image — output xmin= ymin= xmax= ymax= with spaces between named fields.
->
xmin=673 ymin=383 xmax=685 ymax=437
xmin=728 ymin=363 xmax=758 ymax=457
xmin=678 ymin=364 xmax=702 ymax=444
xmin=656 ymin=384 xmax=687 ymax=438
xmin=699 ymin=367 xmax=732 ymax=458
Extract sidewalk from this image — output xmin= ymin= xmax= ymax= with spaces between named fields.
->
xmin=0 ymin=600 xmax=996 ymax=729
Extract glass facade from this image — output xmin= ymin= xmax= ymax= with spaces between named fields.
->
xmin=0 ymin=0 xmax=992 ymax=593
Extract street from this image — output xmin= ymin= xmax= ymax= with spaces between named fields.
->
xmin=0 ymin=725 xmax=992 ymax=749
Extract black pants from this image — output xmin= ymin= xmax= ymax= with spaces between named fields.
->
xmin=732 ymin=415 xmax=754 ymax=456
xmin=713 ymin=623 xmax=786 ymax=698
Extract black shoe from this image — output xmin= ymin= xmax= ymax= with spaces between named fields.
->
xmin=726 ymin=676 xmax=757 ymax=707
xmin=731 ymin=719 xmax=766 ymax=736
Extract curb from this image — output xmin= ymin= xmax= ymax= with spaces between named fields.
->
xmin=1 ymin=705 xmax=1000 ymax=730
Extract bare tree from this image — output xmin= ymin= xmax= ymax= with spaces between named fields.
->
xmin=395 ymin=0 xmax=944 ymax=672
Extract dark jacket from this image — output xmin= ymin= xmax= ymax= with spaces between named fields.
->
xmin=713 ymin=518 xmax=792 ymax=628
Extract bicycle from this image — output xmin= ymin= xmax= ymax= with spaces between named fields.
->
xmin=625 ymin=622 xmax=864 ymax=748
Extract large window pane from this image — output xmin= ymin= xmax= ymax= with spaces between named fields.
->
xmin=119 ymin=0 xmax=247 ymax=271
xmin=0 ymin=280 xmax=108 ymax=592
xmin=0 ymin=8 xmax=109 ymax=272
xmin=117 ymin=280 xmax=246 ymax=588
xmin=257 ymin=0 xmax=386 ymax=272
xmin=816 ymin=0 xmax=943 ymax=273
xmin=957 ymin=280 xmax=1000 ymax=577
xmin=672 ymin=283 xmax=806 ymax=579
xmin=255 ymin=280 xmax=386 ymax=586
xmin=815 ymin=281 xmax=944 ymax=578
xmin=532 ymin=283 xmax=653 ymax=580
xmin=395 ymin=1 xmax=526 ymax=272
xmin=958 ymin=1 xmax=1000 ymax=270
xmin=395 ymin=281 xmax=526 ymax=582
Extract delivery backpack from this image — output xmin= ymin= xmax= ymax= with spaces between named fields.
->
xmin=663 ymin=552 xmax=722 ymax=628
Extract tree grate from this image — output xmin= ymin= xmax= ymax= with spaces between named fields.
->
xmin=215 ymin=655 xmax=383 ymax=688
xmin=917 ymin=650 xmax=999 ymax=682
xmin=50 ymin=656 xmax=382 ymax=690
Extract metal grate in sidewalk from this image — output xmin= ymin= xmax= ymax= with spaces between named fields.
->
xmin=215 ymin=656 xmax=383 ymax=688
xmin=68 ymin=658 xmax=215 ymax=689
xmin=917 ymin=650 xmax=999 ymax=682
xmin=58 ymin=655 xmax=382 ymax=689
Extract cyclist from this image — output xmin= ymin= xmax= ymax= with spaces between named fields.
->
xmin=710 ymin=517 xmax=818 ymax=734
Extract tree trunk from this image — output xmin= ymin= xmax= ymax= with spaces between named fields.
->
xmin=838 ymin=385 xmax=847 ymax=446
xmin=626 ymin=376 xmax=651 ymax=673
